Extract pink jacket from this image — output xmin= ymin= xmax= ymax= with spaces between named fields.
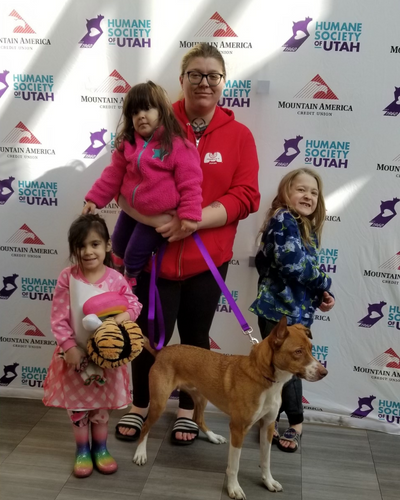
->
xmin=85 ymin=129 xmax=203 ymax=221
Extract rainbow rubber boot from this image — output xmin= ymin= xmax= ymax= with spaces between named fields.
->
xmin=72 ymin=424 xmax=93 ymax=478
xmin=91 ymin=422 xmax=118 ymax=474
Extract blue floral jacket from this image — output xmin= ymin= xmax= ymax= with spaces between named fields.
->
xmin=249 ymin=209 xmax=332 ymax=327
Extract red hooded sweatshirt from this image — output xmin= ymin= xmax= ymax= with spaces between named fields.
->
xmin=155 ymin=100 xmax=260 ymax=280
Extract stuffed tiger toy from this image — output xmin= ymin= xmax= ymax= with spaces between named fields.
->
xmin=87 ymin=318 xmax=144 ymax=369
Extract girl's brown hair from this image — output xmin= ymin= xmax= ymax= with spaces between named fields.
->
xmin=114 ymin=81 xmax=185 ymax=152
xmin=68 ymin=214 xmax=112 ymax=270
xmin=260 ymin=168 xmax=326 ymax=247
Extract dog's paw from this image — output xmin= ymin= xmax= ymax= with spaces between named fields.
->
xmin=132 ymin=452 xmax=147 ymax=466
xmin=263 ymin=476 xmax=283 ymax=492
xmin=206 ymin=430 xmax=227 ymax=444
xmin=227 ymin=481 xmax=246 ymax=499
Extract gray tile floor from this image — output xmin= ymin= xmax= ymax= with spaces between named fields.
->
xmin=0 ymin=397 xmax=399 ymax=500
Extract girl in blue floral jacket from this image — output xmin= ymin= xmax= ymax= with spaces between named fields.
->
xmin=249 ymin=167 xmax=335 ymax=453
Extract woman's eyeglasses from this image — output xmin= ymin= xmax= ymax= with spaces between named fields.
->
xmin=184 ymin=71 xmax=224 ymax=87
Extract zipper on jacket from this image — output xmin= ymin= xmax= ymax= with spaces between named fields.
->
xmin=131 ymin=139 xmax=149 ymax=207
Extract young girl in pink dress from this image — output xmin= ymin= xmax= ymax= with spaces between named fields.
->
xmin=43 ymin=214 xmax=142 ymax=477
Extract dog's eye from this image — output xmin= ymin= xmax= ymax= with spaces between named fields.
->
xmin=294 ymin=349 xmax=302 ymax=355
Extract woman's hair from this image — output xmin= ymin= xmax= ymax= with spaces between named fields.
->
xmin=114 ymin=81 xmax=185 ymax=152
xmin=180 ymin=42 xmax=227 ymax=78
xmin=260 ymin=168 xmax=326 ymax=247
xmin=68 ymin=214 xmax=112 ymax=270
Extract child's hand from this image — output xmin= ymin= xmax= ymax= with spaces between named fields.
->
xmin=319 ymin=292 xmax=335 ymax=312
xmin=82 ymin=201 xmax=97 ymax=214
xmin=114 ymin=312 xmax=131 ymax=325
xmin=64 ymin=346 xmax=86 ymax=371
xmin=180 ymin=219 xmax=198 ymax=233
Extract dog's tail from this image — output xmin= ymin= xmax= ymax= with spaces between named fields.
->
xmin=143 ymin=337 xmax=158 ymax=358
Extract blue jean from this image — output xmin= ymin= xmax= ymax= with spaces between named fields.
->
xmin=111 ymin=210 xmax=165 ymax=277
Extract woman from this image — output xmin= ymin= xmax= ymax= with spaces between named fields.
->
xmin=115 ymin=43 xmax=260 ymax=444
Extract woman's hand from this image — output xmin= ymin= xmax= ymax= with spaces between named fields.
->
xmin=319 ymin=292 xmax=335 ymax=312
xmin=181 ymin=219 xmax=198 ymax=233
xmin=82 ymin=201 xmax=96 ymax=214
xmin=64 ymin=346 xmax=85 ymax=371
xmin=156 ymin=213 xmax=194 ymax=242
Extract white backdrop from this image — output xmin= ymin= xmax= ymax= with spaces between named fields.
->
xmin=0 ymin=0 xmax=399 ymax=434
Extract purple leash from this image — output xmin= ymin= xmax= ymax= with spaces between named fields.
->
xmin=148 ymin=233 xmax=258 ymax=350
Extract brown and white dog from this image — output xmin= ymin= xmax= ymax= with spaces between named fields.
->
xmin=133 ymin=316 xmax=327 ymax=499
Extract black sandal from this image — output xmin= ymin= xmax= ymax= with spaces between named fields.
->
xmin=115 ymin=413 xmax=146 ymax=442
xmin=171 ymin=417 xmax=199 ymax=445
xmin=277 ymin=427 xmax=302 ymax=453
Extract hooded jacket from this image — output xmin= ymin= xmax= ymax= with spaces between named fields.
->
xmin=85 ymin=129 xmax=203 ymax=221
xmin=154 ymin=100 xmax=260 ymax=280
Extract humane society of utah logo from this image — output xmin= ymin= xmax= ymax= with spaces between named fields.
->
xmin=179 ymin=12 xmax=252 ymax=54
xmin=282 ymin=17 xmax=313 ymax=52
xmin=369 ymin=197 xmax=399 ymax=228
xmin=83 ymin=128 xmax=108 ymax=159
xmin=218 ymin=79 xmax=252 ymax=108
xmin=314 ymin=21 xmax=362 ymax=52
xmin=377 ymin=398 xmax=400 ymax=425
xmin=20 ymin=275 xmax=57 ymax=301
xmin=353 ymin=347 xmax=400 ymax=383
xmin=12 ymin=72 xmax=55 ymax=102
xmin=0 ymin=10 xmax=51 ymax=50
xmin=21 ymin=365 xmax=48 ymax=388
xmin=1 ymin=224 xmax=58 ymax=259
xmin=0 ymin=273 xmax=19 ymax=300
xmin=278 ymin=74 xmax=353 ymax=117
xmin=107 ymin=17 xmax=151 ymax=48
xmin=358 ymin=301 xmax=386 ymax=328
xmin=1 ymin=122 xmax=55 ymax=159
xmin=383 ymin=86 xmax=400 ymax=117
xmin=0 ymin=318 xmax=56 ymax=350
xmin=350 ymin=395 xmax=375 ymax=419
xmin=312 ymin=345 xmax=329 ymax=368
xmin=217 ymin=290 xmax=239 ymax=313
xmin=79 ymin=15 xmax=104 ymax=48
xmin=317 ymin=248 xmax=338 ymax=274
xmin=0 ymin=176 xmax=15 ymax=205
xmin=81 ymin=70 xmax=130 ymax=109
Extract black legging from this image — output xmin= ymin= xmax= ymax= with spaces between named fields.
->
xmin=258 ymin=317 xmax=304 ymax=426
xmin=132 ymin=261 xmax=229 ymax=409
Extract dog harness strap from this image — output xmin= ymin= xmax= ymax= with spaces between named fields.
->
xmin=192 ymin=232 xmax=258 ymax=344
xmin=148 ymin=244 xmax=167 ymax=350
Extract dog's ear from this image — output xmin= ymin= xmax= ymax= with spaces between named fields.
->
xmin=272 ymin=316 xmax=289 ymax=347
xmin=305 ymin=328 xmax=312 ymax=339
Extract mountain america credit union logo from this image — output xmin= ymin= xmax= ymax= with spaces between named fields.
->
xmin=353 ymin=348 xmax=400 ymax=383
xmin=282 ymin=17 xmax=313 ymax=52
xmin=383 ymin=86 xmax=400 ymax=117
xmin=79 ymin=15 xmax=104 ymax=48
xmin=81 ymin=70 xmax=130 ymax=110
xmin=363 ymin=252 xmax=400 ymax=286
xmin=1 ymin=10 xmax=51 ymax=49
xmin=1 ymin=224 xmax=58 ymax=258
xmin=1 ymin=122 xmax=55 ymax=159
xmin=179 ymin=12 xmax=252 ymax=54
xmin=370 ymin=197 xmax=400 ymax=228
xmin=0 ymin=317 xmax=56 ymax=349
xmin=278 ymin=75 xmax=353 ymax=117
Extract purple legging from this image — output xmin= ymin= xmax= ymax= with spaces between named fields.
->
xmin=111 ymin=210 xmax=165 ymax=277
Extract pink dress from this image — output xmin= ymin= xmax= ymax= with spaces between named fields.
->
xmin=43 ymin=266 xmax=142 ymax=410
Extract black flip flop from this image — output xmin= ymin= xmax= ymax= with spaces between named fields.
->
xmin=115 ymin=413 xmax=146 ymax=442
xmin=277 ymin=427 xmax=302 ymax=453
xmin=171 ymin=417 xmax=199 ymax=445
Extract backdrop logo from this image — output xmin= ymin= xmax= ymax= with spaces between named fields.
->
xmin=383 ymin=86 xmax=400 ymax=117
xmin=0 ymin=176 xmax=15 ymax=205
xmin=13 ymin=73 xmax=54 ymax=102
xmin=370 ymin=197 xmax=399 ymax=228
xmin=325 ymin=214 xmax=341 ymax=222
xmin=381 ymin=252 xmax=400 ymax=270
xmin=0 ymin=70 xmax=10 ymax=98
xmin=218 ymin=79 xmax=251 ymax=108
xmin=304 ymin=139 xmax=350 ymax=168
xmin=1 ymin=122 xmax=55 ymax=159
xmin=312 ymin=345 xmax=329 ymax=368
xmin=180 ymin=12 xmax=251 ymax=53
xmin=210 ymin=337 xmax=221 ymax=349
xmin=317 ymin=248 xmax=338 ymax=273
xmin=2 ymin=224 xmax=58 ymax=259
xmin=0 ymin=318 xmax=56 ymax=350
xmin=283 ymin=17 xmax=312 ymax=52
xmin=278 ymin=75 xmax=353 ymax=117
xmin=83 ymin=129 xmax=108 ymax=158
xmin=387 ymin=305 xmax=400 ymax=330
xmin=79 ymin=15 xmax=104 ymax=48
xmin=0 ymin=273 xmax=19 ymax=300
xmin=1 ymin=10 xmax=50 ymax=49
xmin=363 ymin=252 xmax=400 ymax=286
xmin=275 ymin=135 xmax=303 ymax=167
xmin=350 ymin=395 xmax=375 ymax=419
xmin=3 ymin=122 xmax=40 ymax=144
xmin=376 ymin=153 xmax=400 ymax=178
xmin=21 ymin=277 xmax=56 ymax=301
xmin=195 ymin=12 xmax=237 ymax=37
xmin=358 ymin=301 xmax=386 ymax=328
xmin=107 ymin=18 xmax=151 ymax=48
xmin=217 ymin=290 xmax=238 ymax=313
xmin=0 ymin=362 xmax=19 ymax=386
xmin=81 ymin=70 xmax=129 ymax=109
xmin=302 ymin=396 xmax=323 ymax=411
xmin=18 ymin=180 xmax=58 ymax=207
xmin=353 ymin=348 xmax=400 ymax=383
xmin=314 ymin=22 xmax=362 ymax=52
xmin=21 ymin=365 xmax=48 ymax=388
xmin=378 ymin=399 xmax=400 ymax=425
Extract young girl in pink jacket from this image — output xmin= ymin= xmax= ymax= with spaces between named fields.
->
xmin=83 ymin=81 xmax=203 ymax=290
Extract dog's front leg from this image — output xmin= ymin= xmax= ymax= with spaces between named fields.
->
xmin=133 ymin=433 xmax=148 ymax=466
xmin=226 ymin=424 xmax=246 ymax=499
xmin=260 ymin=419 xmax=283 ymax=492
